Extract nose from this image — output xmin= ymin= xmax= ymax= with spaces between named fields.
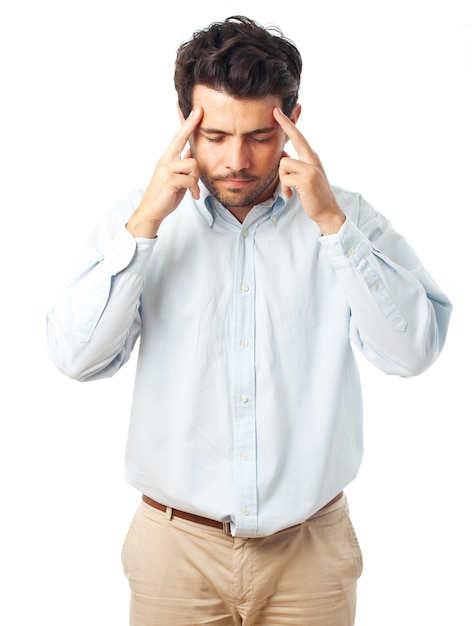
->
xmin=225 ymin=138 xmax=250 ymax=171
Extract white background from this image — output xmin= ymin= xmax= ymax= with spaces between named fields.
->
xmin=1 ymin=1 xmax=470 ymax=624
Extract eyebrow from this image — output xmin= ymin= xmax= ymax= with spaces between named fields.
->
xmin=199 ymin=126 xmax=277 ymax=136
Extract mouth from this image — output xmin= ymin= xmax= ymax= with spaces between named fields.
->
xmin=215 ymin=177 xmax=256 ymax=190
xmin=223 ymin=179 xmax=253 ymax=187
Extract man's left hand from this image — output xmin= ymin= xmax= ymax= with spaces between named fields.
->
xmin=273 ymin=107 xmax=346 ymax=235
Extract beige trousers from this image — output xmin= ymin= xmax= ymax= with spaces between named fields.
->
xmin=121 ymin=494 xmax=362 ymax=626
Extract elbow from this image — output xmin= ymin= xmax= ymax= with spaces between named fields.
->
xmin=46 ymin=308 xmax=131 ymax=381
xmin=47 ymin=333 xmax=86 ymax=383
xmin=397 ymin=356 xmax=437 ymax=378
xmin=387 ymin=322 xmax=448 ymax=378
xmin=48 ymin=343 xmax=99 ymax=382
xmin=404 ymin=303 xmax=452 ymax=377
xmin=49 ymin=348 xmax=120 ymax=382
xmin=358 ymin=315 xmax=448 ymax=378
xmin=47 ymin=325 xmax=119 ymax=382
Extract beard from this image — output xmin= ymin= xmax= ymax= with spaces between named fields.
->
xmin=199 ymin=165 xmax=280 ymax=209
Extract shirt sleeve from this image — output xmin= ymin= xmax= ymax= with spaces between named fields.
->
xmin=319 ymin=192 xmax=452 ymax=376
xmin=46 ymin=189 xmax=156 ymax=381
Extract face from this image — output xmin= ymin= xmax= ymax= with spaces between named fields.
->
xmin=188 ymin=85 xmax=300 ymax=214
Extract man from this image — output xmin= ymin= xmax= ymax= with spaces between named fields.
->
xmin=46 ymin=15 xmax=452 ymax=626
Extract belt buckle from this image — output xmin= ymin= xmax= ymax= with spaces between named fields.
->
xmin=222 ymin=521 xmax=232 ymax=536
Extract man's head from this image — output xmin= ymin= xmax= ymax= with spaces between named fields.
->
xmin=174 ymin=16 xmax=302 ymax=119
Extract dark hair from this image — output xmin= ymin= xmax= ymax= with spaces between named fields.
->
xmin=174 ymin=16 xmax=302 ymax=118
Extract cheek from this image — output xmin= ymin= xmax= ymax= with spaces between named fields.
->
xmin=262 ymin=142 xmax=285 ymax=167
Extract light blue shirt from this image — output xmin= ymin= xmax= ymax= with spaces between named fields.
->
xmin=47 ymin=183 xmax=452 ymax=537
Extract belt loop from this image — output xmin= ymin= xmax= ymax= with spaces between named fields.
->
xmin=222 ymin=521 xmax=232 ymax=536
xmin=165 ymin=506 xmax=173 ymax=521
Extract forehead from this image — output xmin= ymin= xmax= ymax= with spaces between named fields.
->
xmin=192 ymin=84 xmax=282 ymax=132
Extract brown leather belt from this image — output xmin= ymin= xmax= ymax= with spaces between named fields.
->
xmin=142 ymin=491 xmax=343 ymax=535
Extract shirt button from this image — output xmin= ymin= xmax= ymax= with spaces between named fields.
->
xmin=241 ymin=284 xmax=250 ymax=292
xmin=271 ymin=215 xmax=278 ymax=224
xmin=240 ymin=452 xmax=249 ymax=460
xmin=240 ymin=395 xmax=249 ymax=403
xmin=347 ymin=247 xmax=356 ymax=256
xmin=370 ymin=283 xmax=379 ymax=292
xmin=242 ymin=229 xmax=249 ymax=237
xmin=241 ymin=338 xmax=249 ymax=347
xmin=242 ymin=507 xmax=250 ymax=516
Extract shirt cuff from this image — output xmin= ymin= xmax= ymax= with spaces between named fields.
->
xmin=104 ymin=226 xmax=157 ymax=275
xmin=318 ymin=216 xmax=373 ymax=269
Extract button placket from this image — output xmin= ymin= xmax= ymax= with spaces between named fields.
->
xmin=232 ymin=223 xmax=258 ymax=534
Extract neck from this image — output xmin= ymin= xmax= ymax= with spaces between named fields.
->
xmin=227 ymin=206 xmax=252 ymax=223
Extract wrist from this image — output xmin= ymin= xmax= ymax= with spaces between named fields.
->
xmin=317 ymin=212 xmax=346 ymax=236
xmin=126 ymin=205 xmax=163 ymax=239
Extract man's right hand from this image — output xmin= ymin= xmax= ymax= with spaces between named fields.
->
xmin=126 ymin=107 xmax=203 ymax=238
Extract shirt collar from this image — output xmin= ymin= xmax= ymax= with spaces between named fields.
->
xmin=196 ymin=181 xmax=288 ymax=228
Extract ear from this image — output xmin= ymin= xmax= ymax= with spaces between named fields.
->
xmin=289 ymin=103 xmax=302 ymax=125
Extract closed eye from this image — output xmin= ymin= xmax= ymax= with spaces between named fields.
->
xmin=250 ymin=136 xmax=271 ymax=143
xmin=205 ymin=136 xmax=225 ymax=143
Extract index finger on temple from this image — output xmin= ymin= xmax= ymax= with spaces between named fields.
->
xmin=167 ymin=107 xmax=204 ymax=159
xmin=272 ymin=107 xmax=309 ymax=155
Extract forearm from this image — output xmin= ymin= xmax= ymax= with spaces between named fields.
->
xmin=321 ymin=216 xmax=452 ymax=376
xmin=47 ymin=262 xmax=145 ymax=381
xmin=47 ymin=194 xmax=156 ymax=381
xmin=345 ymin=252 xmax=449 ymax=375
